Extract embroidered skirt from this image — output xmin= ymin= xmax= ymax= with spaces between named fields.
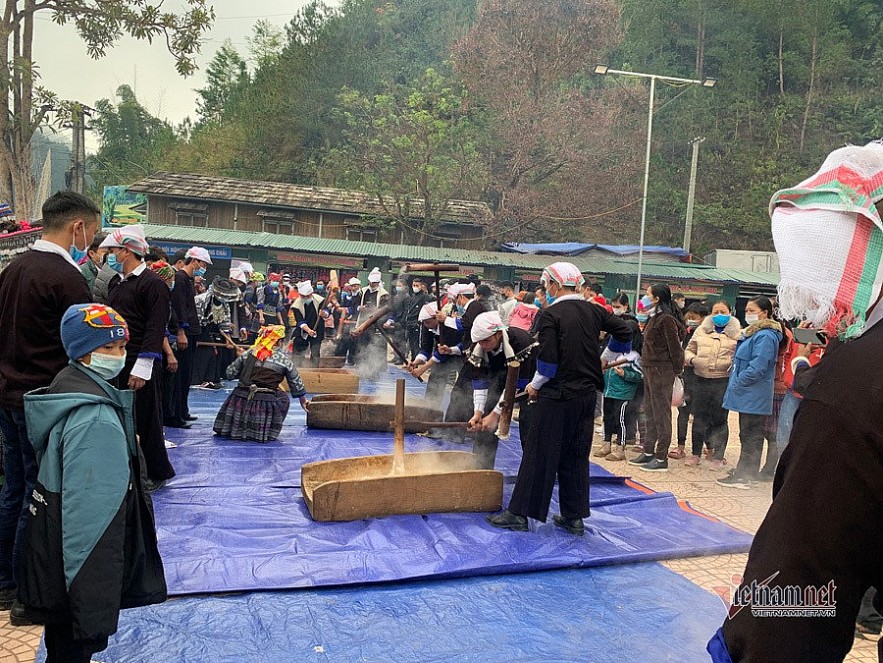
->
xmin=213 ymin=386 xmax=290 ymax=443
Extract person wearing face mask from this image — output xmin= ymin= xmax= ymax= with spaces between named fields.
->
xmin=16 ymin=303 xmax=167 ymax=660
xmin=149 ymin=261 xmax=183 ymax=436
xmin=169 ymin=246 xmax=212 ymax=428
xmin=290 ymin=281 xmax=327 ymax=368
xmin=384 ymin=279 xmax=411 ymax=365
xmin=353 ymin=268 xmax=390 ymax=377
xmin=258 ymin=273 xmax=285 ymax=327
xmin=673 ymin=292 xmax=686 ymax=311
xmin=0 ymin=192 xmax=97 ymax=617
xmin=79 ymin=232 xmax=107 ymax=290
xmin=683 ymin=300 xmax=741 ymax=469
xmin=609 ymin=293 xmax=645 ymax=455
xmin=668 ymin=302 xmax=710 ymax=461
xmin=716 ymin=296 xmax=783 ymax=489
xmin=486 ymin=262 xmax=632 ymax=535
xmin=628 ymin=284 xmax=686 ymax=472
xmin=401 ymin=277 xmax=432 ymax=361
xmin=101 ymin=225 xmax=175 ymax=492
xmin=497 ymin=281 xmax=517 ymax=325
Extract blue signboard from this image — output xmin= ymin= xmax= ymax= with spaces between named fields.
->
xmin=151 ymin=241 xmax=232 ymax=261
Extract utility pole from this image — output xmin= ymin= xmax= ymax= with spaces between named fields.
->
xmin=682 ymin=136 xmax=705 ymax=255
xmin=64 ymin=102 xmax=91 ymax=194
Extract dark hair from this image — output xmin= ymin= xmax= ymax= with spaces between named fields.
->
xmin=88 ymin=232 xmax=106 ymax=253
xmin=41 ymin=191 xmax=100 ymax=232
xmin=711 ymin=299 xmax=732 ymax=313
xmin=612 ymin=292 xmax=630 ymax=310
xmin=500 ymin=281 xmax=515 ymax=291
xmin=649 ymin=283 xmax=685 ymax=325
xmin=172 ymin=249 xmax=187 ymax=264
xmin=673 ymin=292 xmax=686 ymax=301
xmin=686 ymin=302 xmax=710 ymax=317
xmin=748 ymin=296 xmax=775 ymax=318
xmin=476 ymin=284 xmax=493 ymax=299
xmin=146 ymin=246 xmax=168 ymax=263
xmin=535 ymin=286 xmax=546 ymax=295
xmin=587 ymin=282 xmax=603 ymax=295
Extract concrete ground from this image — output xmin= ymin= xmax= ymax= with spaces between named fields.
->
xmin=1 ymin=411 xmax=877 ymax=662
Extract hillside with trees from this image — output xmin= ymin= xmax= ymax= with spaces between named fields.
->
xmin=88 ymin=0 xmax=883 ymax=253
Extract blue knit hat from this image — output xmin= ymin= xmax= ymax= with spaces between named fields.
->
xmin=60 ymin=304 xmax=129 ymax=360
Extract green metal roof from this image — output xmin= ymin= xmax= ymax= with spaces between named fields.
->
xmin=142 ymin=224 xmax=779 ymax=286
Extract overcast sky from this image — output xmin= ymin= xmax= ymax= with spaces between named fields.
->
xmin=34 ymin=1 xmax=341 ymax=151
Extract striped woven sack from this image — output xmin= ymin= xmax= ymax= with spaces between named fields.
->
xmin=770 ymin=141 xmax=883 ymax=339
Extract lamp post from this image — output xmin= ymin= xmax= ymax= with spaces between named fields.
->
xmin=593 ymin=65 xmax=716 ymax=302
xmin=683 ymin=136 xmax=705 ymax=255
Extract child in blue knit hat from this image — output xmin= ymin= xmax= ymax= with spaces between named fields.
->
xmin=15 ymin=303 xmax=167 ymax=661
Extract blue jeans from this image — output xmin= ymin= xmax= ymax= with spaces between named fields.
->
xmin=776 ymin=390 xmax=801 ymax=452
xmin=0 ymin=408 xmax=37 ymax=591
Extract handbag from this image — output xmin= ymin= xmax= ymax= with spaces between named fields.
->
xmin=671 ymin=376 xmax=685 ymax=407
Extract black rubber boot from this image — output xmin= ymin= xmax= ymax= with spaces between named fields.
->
xmin=485 ymin=510 xmax=529 ymax=532
xmin=553 ymin=515 xmax=585 ymax=536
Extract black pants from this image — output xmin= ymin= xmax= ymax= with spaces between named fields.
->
xmin=692 ymin=376 xmax=730 ymax=460
xmin=721 ymin=400 xmax=883 ymax=662
xmin=734 ymin=412 xmax=765 ymax=480
xmin=45 ymin=623 xmax=107 ymax=663
xmin=407 ymin=325 xmax=421 ymax=362
xmin=642 ymin=364 xmax=677 ymax=460
xmin=295 ymin=338 xmax=323 ymax=368
xmin=508 ymin=392 xmax=595 ymax=522
xmin=425 ymin=358 xmax=461 ymax=409
xmin=161 ymin=354 xmax=178 ymax=424
xmin=602 ymin=397 xmax=629 ymax=443
xmin=118 ymin=361 xmax=175 ymax=482
xmin=623 ymin=385 xmax=642 ymax=443
xmin=676 ymin=368 xmax=695 ymax=445
xmin=174 ymin=335 xmax=197 ymax=420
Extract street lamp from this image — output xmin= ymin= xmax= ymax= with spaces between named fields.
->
xmin=593 ymin=65 xmax=717 ymax=301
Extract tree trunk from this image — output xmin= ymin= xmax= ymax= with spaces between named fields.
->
xmin=799 ymin=29 xmax=817 ymax=154
xmin=777 ymin=27 xmax=785 ymax=96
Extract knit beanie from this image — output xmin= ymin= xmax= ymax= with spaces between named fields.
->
xmin=61 ymin=303 xmax=129 ymax=360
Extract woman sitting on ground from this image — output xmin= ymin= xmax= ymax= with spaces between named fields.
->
xmin=213 ymin=325 xmax=309 ymax=443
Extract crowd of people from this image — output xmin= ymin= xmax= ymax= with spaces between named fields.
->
xmin=0 ymin=190 xmax=878 ymax=661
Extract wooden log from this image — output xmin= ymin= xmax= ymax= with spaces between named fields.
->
xmin=301 ymin=451 xmax=503 ymax=521
xmin=392 ymin=379 xmax=405 ymax=473
xmin=495 ymin=362 xmax=520 ymax=441
xmin=307 ymin=397 xmax=443 ymax=432
xmin=404 ymin=263 xmax=461 ymax=272
xmin=299 ymin=369 xmax=360 ymax=395
xmin=350 ymin=305 xmax=392 ymax=337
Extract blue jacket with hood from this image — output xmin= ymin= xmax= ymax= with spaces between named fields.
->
xmin=18 ymin=361 xmax=166 ymax=640
xmin=722 ymin=319 xmax=784 ymax=416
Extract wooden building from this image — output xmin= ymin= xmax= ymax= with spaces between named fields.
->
xmin=127 ymin=172 xmax=490 ymax=249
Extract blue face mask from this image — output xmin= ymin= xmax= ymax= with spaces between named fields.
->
xmin=712 ymin=314 xmax=731 ymax=327
xmin=533 ymin=298 xmax=542 ymax=307
xmin=69 ymin=225 xmax=88 ymax=263
xmin=546 ymin=295 xmax=556 ymax=306
xmin=270 ymin=282 xmax=279 ymax=290
xmin=316 ymin=284 xmax=325 ymax=292
xmin=636 ymin=313 xmax=649 ymax=323
xmin=106 ymin=253 xmax=124 ymax=274
xmin=456 ymin=304 xmax=466 ymax=315
xmin=194 ymin=267 xmax=207 ymax=278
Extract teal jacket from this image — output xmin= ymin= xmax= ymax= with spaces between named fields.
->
xmin=603 ymin=361 xmax=643 ymax=401
xmin=19 ymin=361 xmax=166 ymax=639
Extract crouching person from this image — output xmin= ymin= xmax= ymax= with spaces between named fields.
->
xmin=214 ymin=325 xmax=310 ymax=442
xmin=18 ymin=304 xmax=167 ymax=663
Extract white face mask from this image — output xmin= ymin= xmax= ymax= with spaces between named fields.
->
xmin=412 ymin=286 xmax=421 ymax=294
xmin=612 ymin=308 xmax=625 ymax=316
xmin=744 ymin=314 xmax=759 ymax=325
xmin=370 ymin=283 xmax=379 ymax=291
xmin=87 ymin=352 xmax=127 ymax=380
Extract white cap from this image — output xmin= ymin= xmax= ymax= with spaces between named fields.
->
xmin=100 ymin=225 xmax=149 ymax=256
xmin=448 ymin=282 xmax=476 ymax=297
xmin=472 ymin=311 xmax=506 ymax=342
xmin=238 ymin=261 xmax=254 ymax=275
xmin=368 ymin=267 xmax=382 ymax=284
xmin=229 ymin=267 xmax=247 ymax=284
xmin=348 ymin=277 xmax=361 ymax=286
xmin=418 ymin=302 xmax=438 ymax=322
xmin=297 ymin=280 xmax=314 ymax=296
xmin=185 ymin=246 xmax=213 ymax=265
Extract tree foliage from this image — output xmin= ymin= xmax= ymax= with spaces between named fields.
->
xmin=90 ymin=0 xmax=883 ymax=252
xmin=0 ymin=0 xmax=213 ymax=216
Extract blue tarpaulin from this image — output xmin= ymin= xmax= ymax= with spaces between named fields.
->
xmin=500 ymin=242 xmax=596 ymax=255
xmin=153 ymin=370 xmax=751 ymax=596
xmin=77 ymin=562 xmax=727 ymax=663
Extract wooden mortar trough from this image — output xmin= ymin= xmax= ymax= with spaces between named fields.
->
xmin=307 ymin=394 xmax=443 ymax=432
xmin=299 ymin=368 xmax=359 ymax=395
xmin=317 ymin=356 xmax=346 ymax=369
xmin=301 ymin=380 xmax=503 ymax=522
